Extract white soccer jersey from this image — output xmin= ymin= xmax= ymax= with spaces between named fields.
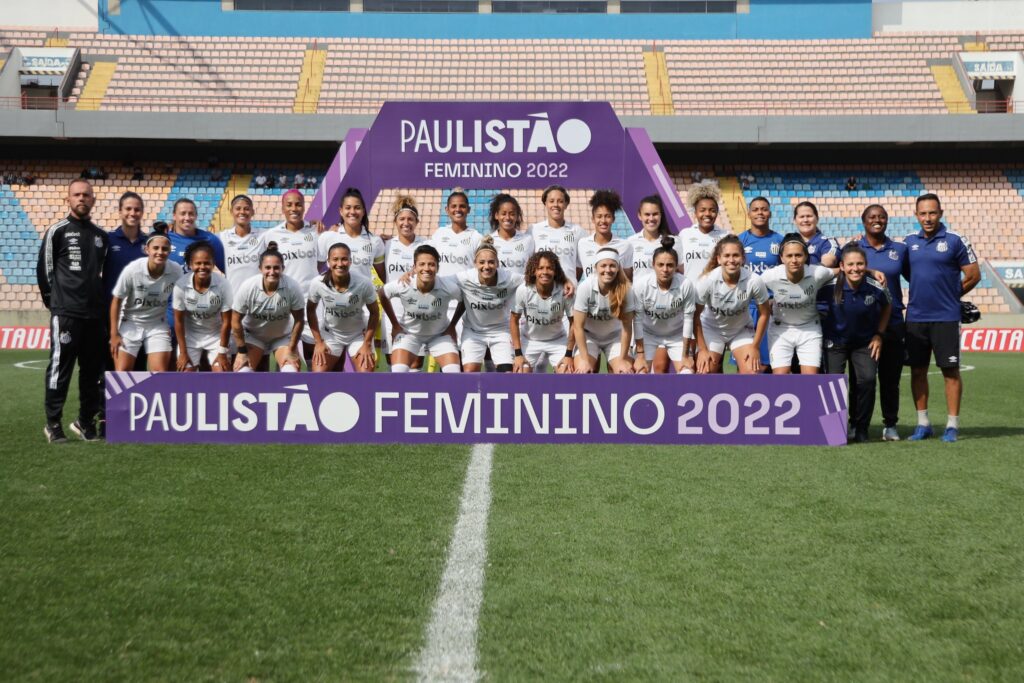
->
xmin=632 ymin=272 xmax=696 ymax=340
xmin=513 ymin=283 xmax=574 ymax=342
xmin=677 ymin=226 xmax=731 ymax=283
xmin=317 ymin=229 xmax=385 ymax=280
xmin=760 ymin=264 xmax=834 ymax=327
xmin=233 ymin=273 xmax=306 ymax=341
xmin=490 ymin=231 xmax=535 ymax=276
xmin=307 ymin=274 xmax=377 ymax=338
xmin=384 ymin=236 xmax=426 ymax=283
xmin=696 ymin=267 xmax=770 ymax=337
xmin=456 ymin=268 xmax=524 ymax=336
xmin=381 ymin=276 xmax=463 ymax=338
xmin=261 ymin=223 xmax=320 ymax=288
xmin=172 ymin=271 xmax=232 ymax=339
xmin=577 ymin=236 xmax=633 ymax=281
xmin=430 ymin=225 xmax=482 ymax=278
xmin=627 ymin=232 xmax=667 ymax=275
xmin=112 ymin=258 xmax=181 ymax=325
xmin=221 ymin=227 xmax=266 ymax=292
xmin=573 ymin=275 xmax=635 ymax=341
xmin=529 ymin=220 xmax=587 ymax=280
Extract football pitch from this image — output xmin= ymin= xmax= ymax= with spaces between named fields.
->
xmin=2 ymin=350 xmax=1023 ymax=681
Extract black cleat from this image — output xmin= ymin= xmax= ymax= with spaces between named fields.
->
xmin=69 ymin=419 xmax=100 ymax=442
xmin=97 ymin=419 xmax=106 ymax=440
xmin=44 ymin=423 xmax=68 ymax=444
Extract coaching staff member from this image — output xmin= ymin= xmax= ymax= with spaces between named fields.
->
xmin=36 ymin=179 xmax=109 ymax=443
xmin=904 ymin=193 xmax=980 ymax=443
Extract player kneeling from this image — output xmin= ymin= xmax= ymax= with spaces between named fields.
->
xmin=307 ymin=242 xmax=379 ymax=372
xmin=510 ymin=250 xmax=575 ymax=373
xmin=172 ymin=241 xmax=232 ymax=371
xmin=572 ymin=248 xmax=635 ymax=374
xmin=231 ymin=242 xmax=305 ymax=372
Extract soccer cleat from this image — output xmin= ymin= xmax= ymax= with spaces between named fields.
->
xmin=847 ymin=425 xmax=856 ymax=440
xmin=97 ymin=420 xmax=106 ymax=440
xmin=44 ymin=423 xmax=68 ymax=444
xmin=908 ymin=425 xmax=934 ymax=441
xmin=853 ymin=430 xmax=870 ymax=444
xmin=941 ymin=427 xmax=959 ymax=443
xmin=70 ymin=419 xmax=100 ymax=442
xmin=882 ymin=427 xmax=900 ymax=442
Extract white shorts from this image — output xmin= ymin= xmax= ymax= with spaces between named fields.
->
xmin=523 ymin=336 xmax=568 ymax=371
xmin=768 ymin=323 xmax=822 ymax=368
xmin=461 ymin=329 xmax=514 ymax=366
xmin=184 ymin=331 xmax=222 ymax=366
xmin=577 ymin=333 xmax=625 ymax=363
xmin=393 ymin=331 xmax=459 ymax=358
xmin=703 ymin=323 xmax=756 ymax=356
xmin=640 ymin=332 xmax=685 ymax=362
xmin=323 ymin=330 xmax=366 ymax=358
xmin=119 ymin=319 xmax=172 ymax=356
xmin=245 ymin=330 xmax=292 ymax=353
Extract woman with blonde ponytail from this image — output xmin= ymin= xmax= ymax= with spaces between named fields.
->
xmin=572 ymin=247 xmax=635 ymax=374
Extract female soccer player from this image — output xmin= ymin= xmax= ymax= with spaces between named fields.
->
xmin=819 ymin=243 xmax=892 ymax=442
xmin=738 ymin=196 xmax=784 ymax=370
xmin=510 ymin=250 xmax=575 ymax=374
xmin=316 ymin=188 xmax=386 ymax=282
xmin=626 ymin=194 xmax=672 ymax=277
xmin=457 ymin=236 xmax=524 ymax=373
xmin=677 ymin=183 xmax=731 ymax=283
xmin=231 ymin=242 xmax=306 ymax=372
xmin=577 ymin=190 xmax=633 ymax=282
xmin=109 ymin=227 xmax=180 ymax=371
xmin=379 ymin=244 xmax=463 ymax=373
xmin=631 ymin=236 xmax=697 ymax=374
xmin=529 ymin=185 xmax=588 ymax=283
xmin=383 ymin=195 xmax=427 ymax=364
xmin=489 ymin=193 xmax=535 ymax=276
xmin=573 ymin=247 xmax=635 ymax=374
xmin=172 ymin=241 xmax=232 ymax=372
xmin=306 ymin=242 xmax=379 ymax=373
xmin=693 ymin=235 xmax=771 ymax=374
xmin=220 ymin=194 xmax=265 ymax=293
xmin=431 ymin=189 xmax=481 ymax=278
xmin=760 ymin=234 xmax=837 ymax=374
xmin=792 ymin=201 xmax=840 ymax=267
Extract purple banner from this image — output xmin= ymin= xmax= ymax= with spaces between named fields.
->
xmin=106 ymin=372 xmax=848 ymax=446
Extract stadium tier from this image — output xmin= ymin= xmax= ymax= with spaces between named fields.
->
xmin=3 ymin=27 xmax=1024 ymax=115
xmin=2 ymin=162 xmax=1019 ymax=313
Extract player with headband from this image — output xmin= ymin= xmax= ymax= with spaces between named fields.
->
xmin=172 ymin=241 xmax=233 ymax=371
xmin=573 ymin=246 xmax=636 ymax=374
xmin=693 ymin=235 xmax=771 ymax=374
xmin=626 ymin=194 xmax=673 ymax=276
xmin=631 ymin=236 xmax=697 ymax=374
xmin=456 ymin=236 xmax=526 ymax=372
xmin=383 ymin=195 xmax=427 ymax=365
xmin=231 ymin=242 xmax=305 ymax=372
xmin=307 ymin=242 xmax=379 ymax=373
xmin=529 ymin=185 xmax=588 ymax=284
xmin=317 ymin=187 xmax=385 ymax=282
xmin=109 ymin=226 xmax=179 ymax=371
xmin=489 ymin=193 xmax=535 ymax=276
xmin=510 ymin=250 xmax=575 ymax=374
xmin=577 ymin=190 xmax=633 ymax=282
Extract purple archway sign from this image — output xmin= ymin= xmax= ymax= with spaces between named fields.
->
xmin=306 ymin=101 xmax=691 ymax=233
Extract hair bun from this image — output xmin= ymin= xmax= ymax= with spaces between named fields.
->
xmin=151 ymin=221 xmax=168 ymax=234
xmin=266 ymin=240 xmax=279 ymax=252
xmin=659 ymin=235 xmax=675 ymax=250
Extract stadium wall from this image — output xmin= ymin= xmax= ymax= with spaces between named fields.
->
xmin=874 ymin=0 xmax=1024 ymax=33
xmin=94 ymin=0 xmax=872 ymax=40
xmin=0 ymin=1 xmax=99 ymax=30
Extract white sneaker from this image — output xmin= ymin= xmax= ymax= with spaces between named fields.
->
xmin=882 ymin=427 xmax=900 ymax=442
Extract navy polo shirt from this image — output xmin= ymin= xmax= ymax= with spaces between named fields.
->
xmin=805 ymin=230 xmax=840 ymax=266
xmin=819 ymin=277 xmax=892 ymax=348
xmin=904 ymin=224 xmax=977 ymax=323
xmin=858 ymin=235 xmax=909 ymax=326
xmin=103 ymin=226 xmax=148 ymax=304
xmin=168 ymin=228 xmax=226 ymax=274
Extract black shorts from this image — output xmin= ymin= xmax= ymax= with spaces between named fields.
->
xmin=905 ymin=321 xmax=960 ymax=368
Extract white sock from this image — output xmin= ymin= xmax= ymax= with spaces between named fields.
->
xmin=391 ymin=363 xmax=409 ymax=373
xmin=408 ymin=367 xmax=422 ymax=373
xmin=947 ymin=415 xmax=960 ymax=429
xmin=917 ymin=410 xmax=930 ymax=427
xmin=441 ymin=364 xmax=461 ymax=373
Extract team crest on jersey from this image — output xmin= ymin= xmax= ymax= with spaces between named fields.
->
xmin=770 ymin=243 xmax=780 ymax=255
xmin=865 ymin=295 xmax=875 ymax=305
xmin=95 ymin=236 xmax=104 ymax=248
xmin=808 ymin=245 xmax=816 ymax=254
xmin=432 ymin=298 xmax=443 ymax=308
xmin=937 ymin=241 xmax=948 ymax=252
xmin=362 ymin=244 xmax=372 ymax=253
xmin=888 ymin=249 xmax=899 ymax=260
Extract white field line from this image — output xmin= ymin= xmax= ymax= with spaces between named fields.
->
xmin=414 ymin=443 xmax=494 ymax=683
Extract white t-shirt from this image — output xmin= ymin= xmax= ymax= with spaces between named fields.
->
xmin=627 ymin=232 xmax=670 ymax=276
xmin=430 ymin=225 xmax=482 ymax=278
xmin=529 ymin=220 xmax=587 ymax=281
xmin=632 ymin=272 xmax=696 ymax=340
xmin=513 ymin=283 xmax=574 ymax=342
xmin=676 ymin=226 xmax=731 ymax=283
xmin=113 ymin=258 xmax=181 ymax=326
xmin=695 ymin=267 xmax=770 ymax=337
xmin=307 ymin=274 xmax=377 ymax=338
xmin=381 ymin=276 xmax=463 ymax=338
xmin=384 ymin=236 xmax=426 ymax=284
xmin=760 ymin=264 xmax=835 ymax=327
xmin=489 ymin=231 xmax=535 ymax=276
xmin=261 ymin=223 xmax=320 ymax=289
xmin=232 ymin=273 xmax=306 ymax=340
xmin=317 ymin=229 xmax=385 ymax=280
xmin=221 ymin=227 xmax=266 ymax=292
xmin=172 ymin=271 xmax=232 ymax=339
xmin=573 ymin=275 xmax=635 ymax=341
xmin=577 ymin=236 xmax=633 ymax=281
xmin=456 ymin=268 xmax=525 ymax=336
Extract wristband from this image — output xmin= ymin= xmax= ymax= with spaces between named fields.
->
xmin=217 ymin=346 xmax=230 ymax=355
xmin=237 ymin=345 xmax=248 ymax=354
xmin=514 ymin=348 xmax=523 ymax=357
xmin=564 ymin=349 xmax=573 ymax=358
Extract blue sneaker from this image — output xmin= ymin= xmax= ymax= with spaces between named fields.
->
xmin=941 ymin=427 xmax=959 ymax=443
xmin=908 ymin=425 xmax=934 ymax=441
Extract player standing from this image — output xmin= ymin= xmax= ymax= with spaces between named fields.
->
xmin=317 ymin=188 xmax=386 ymax=282
xmin=489 ymin=193 xmax=534 ymax=276
xmin=383 ymin=195 xmax=426 ymax=365
xmin=577 ymin=190 xmax=633 ymax=282
xmin=792 ymin=201 xmax=840 ymax=267
xmin=221 ymin=194 xmax=265 ymax=293
xmin=738 ymin=196 xmax=784 ymax=370
xmin=529 ymin=185 xmax=587 ymax=284
xmin=626 ymin=195 xmax=672 ymax=277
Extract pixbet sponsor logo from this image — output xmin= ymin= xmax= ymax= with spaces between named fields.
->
xmin=399 ymin=113 xmax=592 ymax=155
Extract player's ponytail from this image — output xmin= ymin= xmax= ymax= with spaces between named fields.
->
xmin=475 ymin=234 xmax=498 ymax=260
xmin=652 ymin=235 xmax=678 ymax=266
xmin=259 ymin=241 xmax=283 ymax=267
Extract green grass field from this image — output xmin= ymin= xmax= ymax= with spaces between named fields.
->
xmin=2 ymin=350 xmax=1023 ymax=681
